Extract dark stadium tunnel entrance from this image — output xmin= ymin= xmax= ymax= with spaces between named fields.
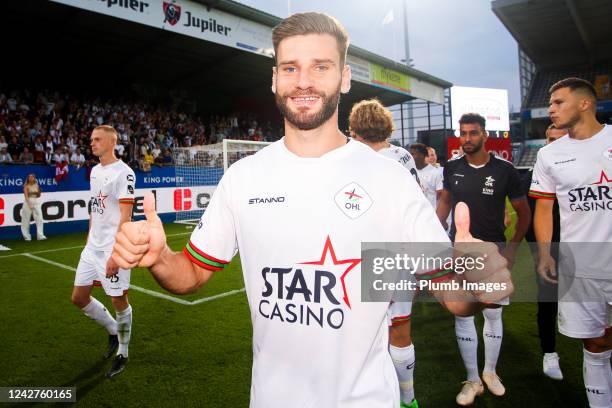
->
xmin=3 ymin=0 xmax=415 ymax=133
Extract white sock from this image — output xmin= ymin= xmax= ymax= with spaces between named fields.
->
xmin=390 ymin=344 xmax=416 ymax=403
xmin=116 ymin=305 xmax=132 ymax=357
xmin=82 ymin=297 xmax=117 ymax=335
xmin=482 ymin=307 xmax=503 ymax=374
xmin=455 ymin=315 xmax=480 ymax=382
xmin=583 ymin=348 xmax=612 ymax=408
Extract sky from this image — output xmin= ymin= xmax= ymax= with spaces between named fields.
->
xmin=236 ymin=0 xmax=521 ymax=112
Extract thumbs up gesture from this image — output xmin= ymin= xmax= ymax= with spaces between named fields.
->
xmin=453 ymin=202 xmax=514 ymax=304
xmin=112 ymin=193 xmax=167 ymax=269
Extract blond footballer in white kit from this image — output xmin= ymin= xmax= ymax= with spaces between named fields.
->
xmin=112 ymin=13 xmax=513 ymax=408
xmin=71 ymin=125 xmax=135 ymax=379
xmin=531 ymin=78 xmax=612 ymax=408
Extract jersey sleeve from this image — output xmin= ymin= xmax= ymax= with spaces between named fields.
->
xmin=506 ymin=164 xmax=525 ymax=200
xmin=528 ymin=150 xmax=556 ymax=200
xmin=116 ymin=167 xmax=136 ymax=205
xmin=442 ymin=163 xmax=452 ymax=191
xmin=183 ymin=171 xmax=237 ymax=271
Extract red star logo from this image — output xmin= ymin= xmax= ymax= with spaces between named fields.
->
xmin=300 ymin=236 xmax=361 ymax=309
xmin=590 ymin=170 xmax=612 ymax=185
xmin=96 ymin=191 xmax=108 ymax=208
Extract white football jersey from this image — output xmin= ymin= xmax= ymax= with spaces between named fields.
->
xmin=417 ymin=164 xmax=443 ymax=208
xmin=529 ymin=125 xmax=612 ymax=278
xmin=186 ymin=139 xmax=450 ymax=408
xmin=87 ymin=160 xmax=135 ymax=251
xmin=379 ymin=145 xmax=420 ymax=184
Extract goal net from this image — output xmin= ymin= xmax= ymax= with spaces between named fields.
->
xmin=172 ymin=139 xmax=271 ymax=224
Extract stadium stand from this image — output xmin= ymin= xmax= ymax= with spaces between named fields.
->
xmin=493 ymin=0 xmax=612 ymax=167
xmin=0 ymin=89 xmax=281 ymax=168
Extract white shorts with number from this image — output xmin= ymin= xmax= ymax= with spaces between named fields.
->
xmin=387 ymin=301 xmax=413 ymax=327
xmin=558 ymin=275 xmax=612 ymax=339
xmin=75 ymin=246 xmax=131 ymax=297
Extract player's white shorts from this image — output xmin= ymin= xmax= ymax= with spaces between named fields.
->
xmin=75 ymin=246 xmax=130 ymax=297
xmin=558 ymin=275 xmax=612 ymax=339
xmin=387 ymin=301 xmax=412 ymax=326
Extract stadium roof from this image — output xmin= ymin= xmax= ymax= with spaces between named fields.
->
xmin=197 ymin=0 xmax=453 ymax=89
xmin=5 ymin=0 xmax=451 ymax=127
xmin=492 ymin=0 xmax=612 ymax=68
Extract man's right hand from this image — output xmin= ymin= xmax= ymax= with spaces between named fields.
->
xmin=537 ymin=253 xmax=557 ymax=284
xmin=112 ymin=193 xmax=166 ymax=268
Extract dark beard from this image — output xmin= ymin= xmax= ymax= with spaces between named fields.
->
xmin=275 ymin=85 xmax=340 ymax=131
xmin=462 ymin=138 xmax=484 ymax=155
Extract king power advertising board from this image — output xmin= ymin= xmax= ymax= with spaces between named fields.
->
xmin=0 ymin=165 xmax=218 ymax=229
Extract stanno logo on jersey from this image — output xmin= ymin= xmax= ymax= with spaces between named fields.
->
xmin=604 ymin=147 xmax=612 ymax=161
xmin=567 ymin=170 xmax=612 ymax=212
xmin=258 ymin=236 xmax=361 ymax=330
xmin=553 ymin=158 xmax=576 ymax=165
xmin=248 ymin=196 xmax=286 ymax=205
xmin=334 ymin=182 xmax=373 ymax=219
xmin=91 ymin=191 xmax=108 ymax=214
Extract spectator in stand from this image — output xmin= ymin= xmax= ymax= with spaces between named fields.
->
xmin=8 ymin=136 xmax=23 ymax=161
xmin=45 ymin=146 xmax=54 ymax=165
xmin=152 ymin=143 xmax=161 ymax=159
xmin=54 ymin=159 xmax=69 ymax=182
xmin=34 ymin=136 xmax=44 ymax=153
xmin=143 ymin=149 xmax=154 ymax=166
xmin=52 ymin=146 xmax=66 ymax=164
xmin=19 ymin=147 xmax=34 ymax=164
xmin=71 ymin=147 xmax=86 ymax=169
xmin=0 ymin=135 xmax=7 ymax=151
xmin=161 ymin=148 xmax=173 ymax=165
xmin=0 ymin=147 xmax=12 ymax=163
xmin=45 ymin=134 xmax=54 ymax=152
xmin=115 ymin=142 xmax=125 ymax=158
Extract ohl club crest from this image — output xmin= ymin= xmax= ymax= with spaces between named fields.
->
xmin=163 ymin=1 xmax=181 ymax=26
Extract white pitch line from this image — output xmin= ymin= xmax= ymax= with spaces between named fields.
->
xmin=0 ymin=232 xmax=192 ymax=259
xmin=191 ymin=288 xmax=246 ymax=304
xmin=20 ymin=253 xmax=244 ymax=306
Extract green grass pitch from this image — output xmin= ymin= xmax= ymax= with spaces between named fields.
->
xmin=0 ymin=217 xmax=588 ymax=407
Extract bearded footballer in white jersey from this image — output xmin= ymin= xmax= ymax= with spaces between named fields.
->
xmin=530 ymin=77 xmax=612 ymax=408
xmin=71 ymin=125 xmax=135 ymax=379
xmin=111 ymin=13 xmax=513 ymax=408
xmin=348 ymin=98 xmax=422 ymax=408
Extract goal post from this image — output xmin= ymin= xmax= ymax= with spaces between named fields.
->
xmin=172 ymin=139 xmax=271 ymax=224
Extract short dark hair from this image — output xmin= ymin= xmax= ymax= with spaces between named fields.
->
xmin=409 ymin=143 xmax=428 ymax=157
xmin=549 ymin=77 xmax=597 ymax=99
xmin=272 ymin=12 xmax=349 ymax=66
xmin=459 ymin=113 xmax=486 ymax=132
